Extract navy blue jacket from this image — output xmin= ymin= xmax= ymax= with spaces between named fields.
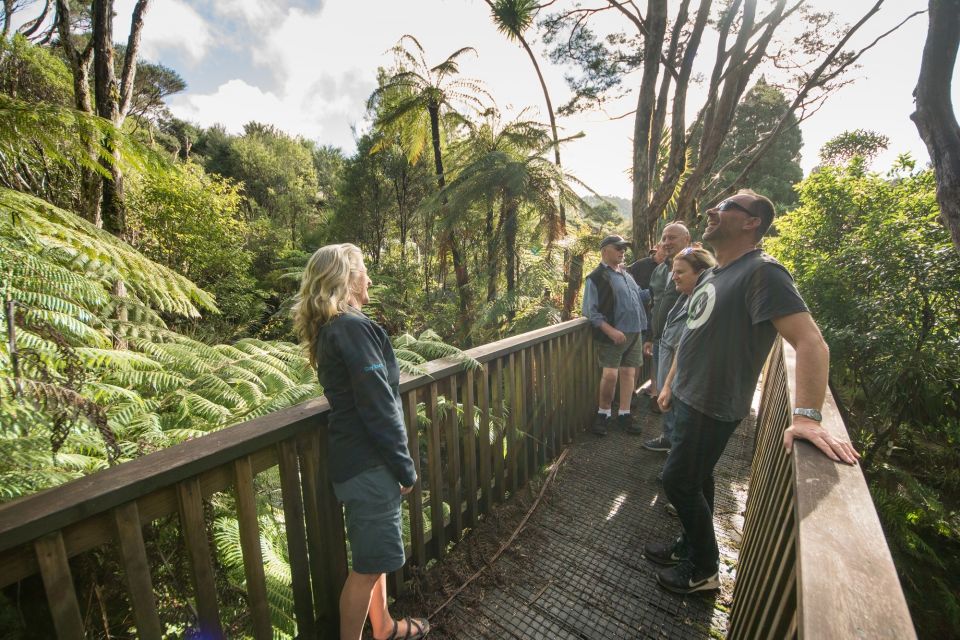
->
xmin=316 ymin=311 xmax=417 ymax=487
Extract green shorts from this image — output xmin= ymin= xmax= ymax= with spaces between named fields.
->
xmin=333 ymin=465 xmax=405 ymax=574
xmin=597 ymin=332 xmax=643 ymax=369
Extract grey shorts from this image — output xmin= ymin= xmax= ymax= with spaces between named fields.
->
xmin=333 ymin=465 xmax=405 ymax=575
xmin=596 ymin=332 xmax=643 ymax=369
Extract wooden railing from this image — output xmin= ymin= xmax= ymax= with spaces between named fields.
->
xmin=0 ymin=318 xmax=596 ymax=640
xmin=728 ymin=339 xmax=916 ymax=639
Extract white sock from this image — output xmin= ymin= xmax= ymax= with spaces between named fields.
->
xmin=598 ymin=408 xmax=612 ymax=417
xmin=618 ymin=410 xmax=631 ymax=416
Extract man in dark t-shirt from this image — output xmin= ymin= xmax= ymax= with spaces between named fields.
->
xmin=644 ymin=189 xmax=861 ymax=595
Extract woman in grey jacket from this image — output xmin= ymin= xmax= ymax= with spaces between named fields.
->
xmin=293 ymin=243 xmax=429 ymax=640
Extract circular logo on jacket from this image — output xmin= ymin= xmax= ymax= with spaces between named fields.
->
xmin=686 ymin=282 xmax=716 ymax=330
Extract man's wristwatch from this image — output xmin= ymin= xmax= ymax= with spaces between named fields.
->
xmin=793 ymin=407 xmax=822 ymax=422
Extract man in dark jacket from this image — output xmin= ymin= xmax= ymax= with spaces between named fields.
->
xmin=643 ymin=223 xmax=690 ymax=445
xmin=627 ymin=243 xmax=664 ymax=401
xmin=582 ymin=235 xmax=651 ymax=435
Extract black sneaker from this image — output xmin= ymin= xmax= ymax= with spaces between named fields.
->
xmin=591 ymin=414 xmax=609 ymax=436
xmin=644 ymin=536 xmax=688 ymax=566
xmin=656 ymin=559 xmax=720 ymax=594
xmin=664 ymin=502 xmax=678 ymax=517
xmin=643 ymin=435 xmax=671 ymax=452
xmin=616 ymin=413 xmax=635 ymax=432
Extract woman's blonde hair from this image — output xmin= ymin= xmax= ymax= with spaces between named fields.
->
xmin=291 ymin=243 xmax=365 ymax=369
xmin=674 ymin=244 xmax=717 ymax=273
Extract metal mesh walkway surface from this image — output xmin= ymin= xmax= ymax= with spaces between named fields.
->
xmin=402 ymin=404 xmax=756 ymax=640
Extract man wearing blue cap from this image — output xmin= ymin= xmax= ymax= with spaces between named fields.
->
xmin=582 ymin=235 xmax=651 ymax=435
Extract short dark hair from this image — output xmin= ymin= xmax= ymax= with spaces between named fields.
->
xmin=737 ymin=189 xmax=775 ymax=239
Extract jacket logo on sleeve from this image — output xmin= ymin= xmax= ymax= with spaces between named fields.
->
xmin=362 ymin=363 xmax=385 ymax=372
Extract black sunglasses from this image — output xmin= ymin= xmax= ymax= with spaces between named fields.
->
xmin=716 ymin=199 xmax=756 ymax=217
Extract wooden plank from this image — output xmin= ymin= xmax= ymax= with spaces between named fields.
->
xmin=462 ymin=368 xmax=478 ymax=527
xmin=0 ymin=400 xmax=329 ymax=555
xmin=233 ymin=457 xmax=273 ymax=640
xmin=505 ymin=352 xmax=518 ymax=494
xmin=0 ymin=445 xmax=284 ymax=593
xmin=396 ymin=318 xmax=589 ymax=394
xmin=176 ymin=477 xmax=224 ymax=639
xmin=298 ymin=434 xmax=329 ymax=618
xmin=555 ymin=336 xmax=567 ymax=445
xmin=517 ymin=348 xmax=528 ymax=486
xmin=34 ymin=532 xmax=84 ymax=640
xmin=477 ymin=364 xmax=492 ymax=513
xmin=535 ymin=341 xmax=547 ymax=465
xmin=542 ymin=338 xmax=554 ymax=455
xmin=445 ymin=376 xmax=462 ymax=542
xmin=425 ymin=383 xmax=445 ymax=557
xmin=491 ymin=359 xmax=505 ymax=503
xmin=314 ymin=420 xmax=348 ymax=618
xmin=276 ymin=440 xmax=316 ymax=639
xmin=112 ymin=502 xmax=163 ymax=640
xmin=779 ymin=342 xmax=916 ymax=640
xmin=405 ymin=390 xmax=426 ymax=569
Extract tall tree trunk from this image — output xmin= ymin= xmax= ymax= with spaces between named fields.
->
xmin=429 ymin=102 xmax=471 ymax=342
xmin=643 ymin=0 xmax=712 ymax=242
xmin=486 ymin=199 xmax=498 ymax=302
xmin=911 ymin=0 xmax=960 ymax=255
xmin=630 ymin=0 xmax=668 ymax=250
xmin=562 ymin=253 xmax=584 ymax=321
xmin=55 ymin=0 xmax=102 ymax=224
xmin=92 ymin=0 xmax=151 ymax=237
xmin=504 ymin=198 xmax=518 ymax=320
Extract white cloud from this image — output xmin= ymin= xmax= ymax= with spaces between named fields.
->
xmin=212 ymin=0 xmax=279 ymax=27
xmin=115 ymin=0 xmax=212 ymax=63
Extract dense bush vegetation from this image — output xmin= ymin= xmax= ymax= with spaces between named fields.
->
xmin=768 ymin=157 xmax=960 ymax=636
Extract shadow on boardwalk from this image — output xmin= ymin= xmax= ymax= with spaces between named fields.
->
xmin=392 ymin=405 xmax=756 ymax=639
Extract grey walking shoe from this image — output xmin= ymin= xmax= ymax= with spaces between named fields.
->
xmin=642 ymin=435 xmax=671 ymax=452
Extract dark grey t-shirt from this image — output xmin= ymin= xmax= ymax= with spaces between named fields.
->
xmin=672 ymin=249 xmax=808 ymax=422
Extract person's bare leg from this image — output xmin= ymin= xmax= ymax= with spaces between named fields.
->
xmin=340 ymin=570 xmax=380 ymax=640
xmin=618 ymin=367 xmax=636 ymax=410
xmin=368 ymin=574 xmax=426 ymax=639
xmin=598 ymin=367 xmax=619 ymax=410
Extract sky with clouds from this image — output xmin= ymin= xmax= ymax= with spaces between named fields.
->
xmin=113 ymin=0 xmax=958 ymax=199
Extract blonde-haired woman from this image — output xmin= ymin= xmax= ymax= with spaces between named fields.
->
xmin=293 ymin=243 xmax=429 ymax=640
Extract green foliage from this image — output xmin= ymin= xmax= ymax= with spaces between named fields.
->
xmin=126 ymin=161 xmax=264 ymax=336
xmin=767 ymin=157 xmax=960 ymax=637
xmin=203 ymin=122 xmax=321 ymax=246
xmin=818 ymin=128 xmax=890 ymax=167
xmin=0 ymin=34 xmax=74 ymax=105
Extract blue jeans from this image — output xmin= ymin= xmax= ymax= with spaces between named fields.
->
xmin=662 ymin=398 xmax=740 ymax=573
xmin=658 ymin=341 xmax=677 ymax=441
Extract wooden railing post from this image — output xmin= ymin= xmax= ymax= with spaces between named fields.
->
xmin=176 ymin=477 xmax=224 ymax=639
xmin=112 ymin=501 xmax=163 ymax=640
xmin=34 ymin=532 xmax=84 ymax=640
xmin=277 ymin=440 xmax=315 ymax=639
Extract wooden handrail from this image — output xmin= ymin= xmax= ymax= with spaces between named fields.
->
xmin=728 ymin=339 xmax=916 ymax=639
xmin=0 ymin=318 xmax=596 ymax=639
xmin=0 ymin=318 xmax=589 ymax=554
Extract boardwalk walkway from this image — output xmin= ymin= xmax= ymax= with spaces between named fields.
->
xmin=399 ymin=404 xmax=756 ymax=639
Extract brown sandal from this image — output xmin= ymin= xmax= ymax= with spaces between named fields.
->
xmin=385 ymin=616 xmax=429 ymax=639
